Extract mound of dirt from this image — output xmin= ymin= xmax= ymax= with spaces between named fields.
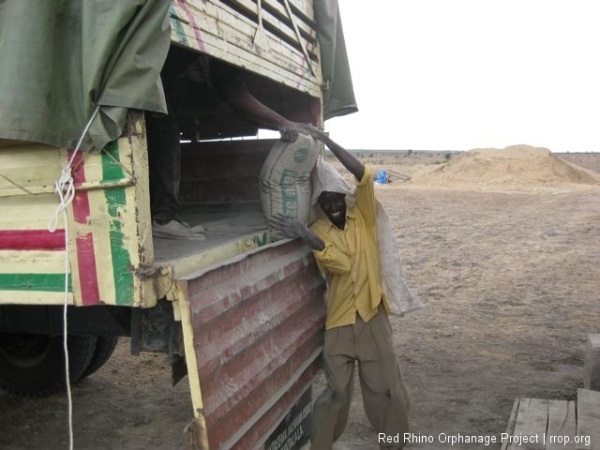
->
xmin=410 ymin=145 xmax=600 ymax=191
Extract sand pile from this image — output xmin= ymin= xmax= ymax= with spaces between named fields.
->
xmin=410 ymin=145 xmax=600 ymax=191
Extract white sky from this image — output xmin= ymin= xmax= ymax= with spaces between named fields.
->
xmin=324 ymin=1 xmax=600 ymax=153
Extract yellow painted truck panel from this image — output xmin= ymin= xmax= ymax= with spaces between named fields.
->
xmin=0 ymin=114 xmax=169 ymax=307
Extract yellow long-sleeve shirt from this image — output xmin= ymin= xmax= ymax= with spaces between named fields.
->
xmin=310 ymin=165 xmax=390 ymax=329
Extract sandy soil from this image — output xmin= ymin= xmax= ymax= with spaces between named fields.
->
xmin=1 ymin=150 xmax=599 ymax=450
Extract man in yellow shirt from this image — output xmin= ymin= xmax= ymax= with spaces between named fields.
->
xmin=271 ymin=129 xmax=410 ymax=449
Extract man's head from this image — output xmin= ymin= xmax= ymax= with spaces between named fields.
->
xmin=318 ymin=191 xmax=346 ymax=229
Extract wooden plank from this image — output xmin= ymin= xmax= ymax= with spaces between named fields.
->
xmin=177 ymin=280 xmax=211 ymax=450
xmin=576 ymin=389 xmax=600 ymax=450
xmin=169 ymin=0 xmax=322 ymax=96
xmin=172 ymin=1 xmax=317 ymax=68
xmin=171 ymin=0 xmax=317 ymax=57
xmin=170 ymin=20 xmax=321 ymax=96
xmin=584 ymin=335 xmax=600 ymax=390
xmin=262 ymin=0 xmax=315 ymax=26
xmin=278 ymin=0 xmax=315 ymax=22
xmin=501 ymin=398 xmax=520 ymax=450
xmin=547 ymin=400 xmax=576 ymax=450
xmin=282 ymin=0 xmax=315 ymax=76
xmin=229 ymin=0 xmax=315 ymax=51
xmin=0 ymin=144 xmax=61 ymax=197
xmin=510 ymin=398 xmax=548 ymax=450
xmin=232 ymin=0 xmax=317 ymax=44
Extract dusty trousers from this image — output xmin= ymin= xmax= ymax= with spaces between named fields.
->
xmin=310 ymin=308 xmax=410 ymax=450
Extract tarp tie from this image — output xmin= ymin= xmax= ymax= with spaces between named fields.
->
xmin=48 ymin=105 xmax=100 ymax=450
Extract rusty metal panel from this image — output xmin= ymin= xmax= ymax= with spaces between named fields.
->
xmin=178 ymin=239 xmax=326 ymax=450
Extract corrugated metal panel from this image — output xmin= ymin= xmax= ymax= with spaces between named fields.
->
xmin=178 ymin=239 xmax=326 ymax=450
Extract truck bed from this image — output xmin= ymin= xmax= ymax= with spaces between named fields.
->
xmin=153 ymin=210 xmax=270 ymax=280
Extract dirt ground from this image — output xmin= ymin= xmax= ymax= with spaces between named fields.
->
xmin=1 ymin=150 xmax=599 ymax=450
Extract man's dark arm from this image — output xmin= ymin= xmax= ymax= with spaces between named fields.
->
xmin=217 ymin=77 xmax=300 ymax=142
xmin=300 ymin=126 xmax=364 ymax=180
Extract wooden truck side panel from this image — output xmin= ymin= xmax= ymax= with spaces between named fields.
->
xmin=168 ymin=0 xmax=322 ymax=98
xmin=0 ymin=114 xmax=170 ymax=307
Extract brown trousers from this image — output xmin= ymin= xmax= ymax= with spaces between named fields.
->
xmin=310 ymin=309 xmax=410 ymax=450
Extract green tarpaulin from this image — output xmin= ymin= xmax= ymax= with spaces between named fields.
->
xmin=0 ymin=0 xmax=171 ymax=152
xmin=0 ymin=0 xmax=355 ymax=151
xmin=314 ymin=0 xmax=358 ymax=120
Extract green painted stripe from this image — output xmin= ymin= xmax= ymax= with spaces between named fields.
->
xmin=170 ymin=4 xmax=188 ymax=45
xmin=306 ymin=35 xmax=319 ymax=77
xmin=101 ymin=149 xmax=134 ymax=306
xmin=101 ymin=140 xmax=125 ymax=183
xmin=0 ymin=273 xmax=72 ymax=292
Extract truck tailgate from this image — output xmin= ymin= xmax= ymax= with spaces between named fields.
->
xmin=176 ymin=239 xmax=325 ymax=450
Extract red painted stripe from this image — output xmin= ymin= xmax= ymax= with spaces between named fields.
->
xmin=177 ymin=0 xmax=206 ymax=52
xmin=0 ymin=230 xmax=66 ymax=251
xmin=69 ymin=150 xmax=100 ymax=305
xmin=75 ymin=233 xmax=101 ymax=305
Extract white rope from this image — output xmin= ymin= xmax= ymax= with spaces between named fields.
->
xmin=49 ymin=106 xmax=100 ymax=232
xmin=48 ymin=105 xmax=101 ymax=450
xmin=59 ymin=195 xmax=74 ymax=450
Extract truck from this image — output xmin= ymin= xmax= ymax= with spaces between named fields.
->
xmin=0 ymin=1 xmax=356 ymax=449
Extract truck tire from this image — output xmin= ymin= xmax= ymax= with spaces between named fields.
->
xmin=80 ymin=336 xmax=119 ymax=379
xmin=0 ymin=333 xmax=97 ymax=397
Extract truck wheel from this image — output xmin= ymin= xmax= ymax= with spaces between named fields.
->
xmin=80 ymin=336 xmax=119 ymax=379
xmin=0 ymin=333 xmax=97 ymax=397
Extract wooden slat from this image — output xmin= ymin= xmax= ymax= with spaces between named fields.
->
xmin=231 ymin=0 xmax=317 ymax=45
xmin=171 ymin=0 xmax=317 ymax=59
xmin=576 ymin=389 xmax=600 ymax=450
xmin=169 ymin=0 xmax=321 ymax=96
xmin=503 ymin=395 xmax=600 ymax=450
xmin=0 ymin=194 xmax=62 ymax=231
xmin=511 ymin=398 xmax=548 ymax=450
xmin=501 ymin=398 xmax=521 ymax=450
xmin=278 ymin=0 xmax=314 ymax=22
xmin=547 ymin=400 xmax=577 ymax=450
xmin=0 ymin=144 xmax=61 ymax=197
xmin=170 ymin=21 xmax=320 ymax=96
xmin=171 ymin=1 xmax=316 ymax=65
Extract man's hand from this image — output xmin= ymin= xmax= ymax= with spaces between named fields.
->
xmin=278 ymin=121 xmax=300 ymax=142
xmin=270 ymin=213 xmax=305 ymax=239
xmin=270 ymin=213 xmax=325 ymax=251
xmin=279 ymin=122 xmax=328 ymax=143
xmin=298 ymin=123 xmax=328 ymax=141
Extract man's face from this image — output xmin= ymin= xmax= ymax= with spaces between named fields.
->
xmin=318 ymin=191 xmax=347 ymax=229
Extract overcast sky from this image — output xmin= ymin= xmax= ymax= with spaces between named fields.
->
xmin=323 ymin=1 xmax=600 ymax=153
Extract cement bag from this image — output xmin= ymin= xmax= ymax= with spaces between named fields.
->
xmin=259 ymin=133 xmax=321 ymax=241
